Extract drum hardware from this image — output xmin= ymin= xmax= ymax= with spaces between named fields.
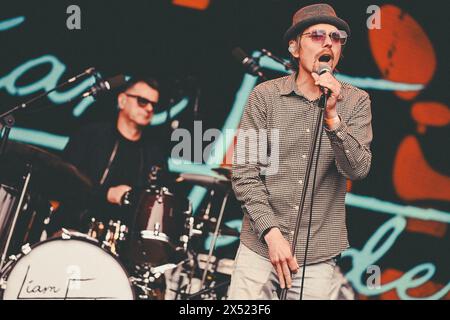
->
xmin=163 ymin=265 xmax=183 ymax=276
xmin=197 ymin=254 xmax=217 ymax=273
xmin=195 ymin=254 xmax=234 ymax=276
xmin=87 ymin=219 xmax=127 ymax=255
xmin=177 ymin=173 xmax=231 ymax=192
xmin=197 ymin=216 xmax=240 ymax=237
xmin=39 ymin=205 xmax=55 ymax=242
xmin=0 ymin=164 xmax=32 ymax=272
xmin=61 ymin=228 xmax=72 ymax=240
xmin=197 ymin=254 xmax=234 ymax=276
xmin=203 ymin=189 xmax=215 ymax=221
xmin=185 ymin=280 xmax=231 ymax=300
xmin=180 ymin=215 xmax=202 ymax=253
xmin=104 ymin=220 xmax=127 ymax=255
xmin=129 ymin=263 xmax=171 ymax=300
xmin=87 ymin=218 xmax=104 ymax=240
xmin=199 ymin=191 xmax=230 ymax=290
xmin=121 ymin=191 xmax=131 ymax=206
xmin=20 ymin=243 xmax=32 ymax=256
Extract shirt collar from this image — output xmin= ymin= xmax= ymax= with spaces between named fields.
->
xmin=279 ymin=73 xmax=298 ymax=96
xmin=279 ymin=72 xmax=314 ymax=101
xmin=280 ymin=72 xmax=342 ymax=103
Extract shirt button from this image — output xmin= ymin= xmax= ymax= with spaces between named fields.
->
xmin=290 ymin=231 xmax=295 ymax=235
xmin=293 ymin=205 xmax=299 ymax=210
xmin=306 ymin=128 xmax=310 ymax=133
xmin=298 ymin=180 xmax=303 ymax=184
xmin=345 ymin=149 xmax=350 ymax=153
xmin=302 ymin=154 xmax=307 ymax=159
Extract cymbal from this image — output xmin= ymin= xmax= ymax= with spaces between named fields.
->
xmin=211 ymin=167 xmax=232 ymax=179
xmin=0 ymin=141 xmax=92 ymax=202
xmin=176 ymin=173 xmax=231 ymax=191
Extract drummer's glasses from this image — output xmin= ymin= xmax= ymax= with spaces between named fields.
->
xmin=125 ymin=93 xmax=158 ymax=109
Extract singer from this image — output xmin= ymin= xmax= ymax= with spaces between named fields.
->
xmin=49 ymin=76 xmax=167 ymax=231
xmin=229 ymin=4 xmax=372 ymax=300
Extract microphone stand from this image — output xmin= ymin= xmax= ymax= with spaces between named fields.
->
xmin=199 ymin=191 xmax=230 ymax=290
xmin=260 ymin=48 xmax=295 ymax=72
xmin=193 ymin=86 xmax=201 ymax=121
xmin=279 ymin=90 xmax=328 ymax=300
xmin=0 ymin=67 xmax=95 ymax=156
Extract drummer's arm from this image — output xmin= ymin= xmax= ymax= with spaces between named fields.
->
xmin=107 ymin=185 xmax=131 ymax=205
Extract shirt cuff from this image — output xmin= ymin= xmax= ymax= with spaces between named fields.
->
xmin=253 ymin=215 xmax=279 ymax=240
xmin=324 ymin=115 xmax=347 ymax=144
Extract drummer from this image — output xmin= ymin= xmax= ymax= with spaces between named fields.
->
xmin=50 ymin=76 xmax=167 ymax=231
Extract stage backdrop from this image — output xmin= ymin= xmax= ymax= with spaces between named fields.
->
xmin=1 ymin=0 xmax=448 ymax=299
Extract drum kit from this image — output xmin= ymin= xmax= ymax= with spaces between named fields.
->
xmin=0 ymin=142 xmax=239 ymax=300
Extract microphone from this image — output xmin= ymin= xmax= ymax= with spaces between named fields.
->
xmin=261 ymin=48 xmax=294 ymax=71
xmin=82 ymin=74 xmax=126 ymax=98
xmin=316 ymin=64 xmax=332 ymax=108
xmin=317 ymin=63 xmax=332 ymax=76
xmin=317 ymin=64 xmax=332 ymax=96
xmin=67 ymin=67 xmax=96 ymax=83
xmin=232 ymin=47 xmax=267 ymax=80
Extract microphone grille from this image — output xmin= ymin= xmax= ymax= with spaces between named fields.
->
xmin=318 ymin=64 xmax=332 ymax=75
xmin=106 ymin=74 xmax=127 ymax=90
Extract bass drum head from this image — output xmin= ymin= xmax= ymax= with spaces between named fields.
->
xmin=2 ymin=236 xmax=134 ymax=300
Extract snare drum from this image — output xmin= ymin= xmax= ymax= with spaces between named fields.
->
xmin=0 ymin=232 xmax=134 ymax=300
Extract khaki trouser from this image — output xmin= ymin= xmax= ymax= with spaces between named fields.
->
xmin=228 ymin=243 xmax=340 ymax=300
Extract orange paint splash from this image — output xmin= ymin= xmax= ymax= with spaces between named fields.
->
xmin=379 ymin=269 xmax=450 ymax=300
xmin=406 ymin=218 xmax=447 ymax=238
xmin=172 ymin=0 xmax=210 ymax=10
xmin=393 ymin=135 xmax=450 ymax=202
xmin=368 ymin=5 xmax=436 ymax=100
xmin=411 ymin=102 xmax=450 ymax=134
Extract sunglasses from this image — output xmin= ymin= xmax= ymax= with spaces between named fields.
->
xmin=301 ymin=29 xmax=348 ymax=45
xmin=125 ymin=93 xmax=159 ymax=109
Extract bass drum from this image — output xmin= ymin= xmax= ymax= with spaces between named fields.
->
xmin=0 ymin=233 xmax=134 ymax=300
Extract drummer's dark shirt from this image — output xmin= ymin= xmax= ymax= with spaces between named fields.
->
xmin=52 ymin=122 xmax=167 ymax=231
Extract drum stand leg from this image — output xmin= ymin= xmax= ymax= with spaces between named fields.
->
xmin=0 ymin=164 xmax=32 ymax=272
xmin=199 ymin=191 xmax=229 ymax=290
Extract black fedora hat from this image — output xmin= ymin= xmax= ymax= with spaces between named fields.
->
xmin=283 ymin=3 xmax=351 ymax=43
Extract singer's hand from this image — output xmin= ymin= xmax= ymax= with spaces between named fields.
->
xmin=264 ymin=227 xmax=299 ymax=289
xmin=311 ymin=71 xmax=342 ymax=121
xmin=107 ymin=185 xmax=132 ymax=205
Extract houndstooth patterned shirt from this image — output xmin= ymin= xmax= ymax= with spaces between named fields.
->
xmin=232 ymin=73 xmax=372 ymax=266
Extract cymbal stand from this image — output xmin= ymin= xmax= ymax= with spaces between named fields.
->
xmin=199 ymin=191 xmax=230 ymax=290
